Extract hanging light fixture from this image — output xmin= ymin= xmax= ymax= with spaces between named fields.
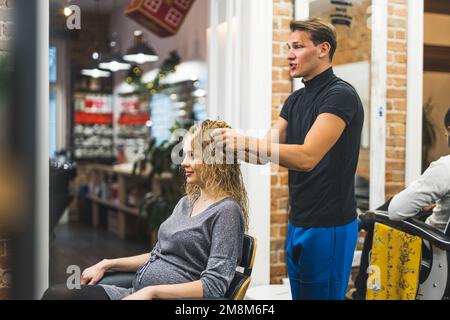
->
xmin=81 ymin=49 xmax=112 ymax=78
xmin=123 ymin=30 xmax=159 ymax=64
xmin=98 ymin=31 xmax=131 ymax=72
xmin=80 ymin=0 xmax=111 ymax=78
xmin=98 ymin=52 xmax=131 ymax=72
xmin=81 ymin=65 xmax=111 ymax=78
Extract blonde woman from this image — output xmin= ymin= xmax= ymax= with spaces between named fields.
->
xmin=42 ymin=120 xmax=249 ymax=300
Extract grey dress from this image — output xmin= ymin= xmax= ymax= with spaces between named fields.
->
xmin=99 ymin=196 xmax=244 ymax=300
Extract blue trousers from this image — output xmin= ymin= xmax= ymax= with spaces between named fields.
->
xmin=286 ymin=219 xmax=358 ymax=300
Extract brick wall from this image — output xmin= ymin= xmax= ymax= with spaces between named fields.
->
xmin=0 ymin=239 xmax=9 ymax=299
xmin=271 ymin=0 xmax=294 ymax=284
xmin=386 ymin=0 xmax=408 ymax=199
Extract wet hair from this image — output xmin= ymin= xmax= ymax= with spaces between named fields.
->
xmin=184 ymin=120 xmax=249 ymax=231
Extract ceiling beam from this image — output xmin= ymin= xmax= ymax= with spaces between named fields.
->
xmin=424 ymin=44 xmax=450 ymax=73
xmin=425 ymin=0 xmax=450 ymax=15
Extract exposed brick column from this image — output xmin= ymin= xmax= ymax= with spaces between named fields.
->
xmin=0 ymin=239 xmax=10 ymax=299
xmin=386 ymin=0 xmax=408 ymax=199
xmin=271 ymin=0 xmax=294 ymax=284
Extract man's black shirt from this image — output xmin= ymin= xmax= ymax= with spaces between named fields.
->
xmin=280 ymin=67 xmax=364 ymax=227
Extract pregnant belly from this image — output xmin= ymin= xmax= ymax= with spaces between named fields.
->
xmin=133 ymin=258 xmax=194 ymax=291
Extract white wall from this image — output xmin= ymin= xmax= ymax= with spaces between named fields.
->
xmin=37 ymin=0 xmax=50 ymax=299
xmin=208 ymin=0 xmax=272 ymax=286
xmin=50 ymin=39 xmax=68 ymax=152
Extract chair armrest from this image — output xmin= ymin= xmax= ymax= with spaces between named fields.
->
xmin=366 ymin=210 xmax=450 ymax=251
xmin=98 ymin=272 xmax=135 ymax=287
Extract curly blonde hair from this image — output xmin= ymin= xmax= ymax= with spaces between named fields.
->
xmin=184 ymin=120 xmax=249 ymax=231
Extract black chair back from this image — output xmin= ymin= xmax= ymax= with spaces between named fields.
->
xmin=224 ymin=234 xmax=257 ymax=299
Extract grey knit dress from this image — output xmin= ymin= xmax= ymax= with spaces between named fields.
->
xmin=99 ymin=196 xmax=244 ymax=300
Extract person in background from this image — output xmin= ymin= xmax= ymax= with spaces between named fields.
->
xmin=388 ymin=107 xmax=450 ymax=229
xmin=347 ymin=107 xmax=450 ymax=300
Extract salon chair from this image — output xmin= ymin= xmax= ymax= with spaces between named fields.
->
xmin=366 ymin=210 xmax=450 ymax=300
xmin=98 ymin=234 xmax=257 ymax=300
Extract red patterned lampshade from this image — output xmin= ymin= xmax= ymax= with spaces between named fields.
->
xmin=124 ymin=0 xmax=195 ymax=38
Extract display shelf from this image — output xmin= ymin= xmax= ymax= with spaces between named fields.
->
xmin=115 ymin=94 xmax=151 ymax=163
xmin=72 ymin=92 xmax=115 ymax=162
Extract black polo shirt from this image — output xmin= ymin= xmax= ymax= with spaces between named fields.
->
xmin=280 ymin=67 xmax=364 ymax=228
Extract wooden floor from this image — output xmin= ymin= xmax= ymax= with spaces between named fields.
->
xmin=49 ymin=222 xmax=151 ymax=286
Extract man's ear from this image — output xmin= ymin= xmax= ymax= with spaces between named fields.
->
xmin=319 ymin=42 xmax=331 ymax=60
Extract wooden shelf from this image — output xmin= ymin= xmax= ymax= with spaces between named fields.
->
xmin=86 ymin=164 xmax=177 ymax=241
xmin=86 ymin=163 xmax=152 ymax=240
xmin=86 ymin=163 xmax=151 ymax=178
xmin=87 ymin=195 xmax=139 ymax=216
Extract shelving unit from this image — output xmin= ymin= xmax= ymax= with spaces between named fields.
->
xmin=116 ymin=93 xmax=151 ymax=163
xmin=73 ymin=92 xmax=116 ymax=162
xmin=86 ymin=163 xmax=150 ymax=240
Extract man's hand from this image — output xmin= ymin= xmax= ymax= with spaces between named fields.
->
xmin=211 ymin=128 xmax=246 ymax=153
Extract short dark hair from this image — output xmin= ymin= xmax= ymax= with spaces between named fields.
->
xmin=290 ymin=18 xmax=337 ymax=62
xmin=445 ymin=108 xmax=450 ymax=128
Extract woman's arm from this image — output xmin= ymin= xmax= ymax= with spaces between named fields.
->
xmin=122 ymin=281 xmax=204 ymax=300
xmin=104 ymin=253 xmax=151 ymax=272
xmin=81 ymin=253 xmax=150 ymax=285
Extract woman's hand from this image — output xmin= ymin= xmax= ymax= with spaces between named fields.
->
xmin=81 ymin=259 xmax=110 ymax=285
